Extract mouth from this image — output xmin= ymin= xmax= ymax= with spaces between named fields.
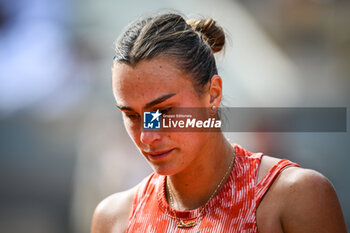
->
xmin=145 ymin=148 xmax=175 ymax=161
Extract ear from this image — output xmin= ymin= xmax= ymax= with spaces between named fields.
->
xmin=208 ymin=75 xmax=223 ymax=107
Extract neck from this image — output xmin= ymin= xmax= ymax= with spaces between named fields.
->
xmin=166 ymin=133 xmax=235 ymax=210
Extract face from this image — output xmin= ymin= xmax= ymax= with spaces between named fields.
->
xmin=112 ymin=57 xmax=214 ymax=175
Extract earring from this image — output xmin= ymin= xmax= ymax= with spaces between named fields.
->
xmin=211 ymin=105 xmax=217 ymax=111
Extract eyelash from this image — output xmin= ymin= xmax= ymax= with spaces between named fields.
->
xmin=124 ymin=113 xmax=140 ymax=119
xmin=160 ymin=107 xmax=172 ymax=114
xmin=123 ymin=107 xmax=172 ymax=119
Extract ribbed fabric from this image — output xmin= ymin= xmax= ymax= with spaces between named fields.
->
xmin=126 ymin=144 xmax=300 ymax=233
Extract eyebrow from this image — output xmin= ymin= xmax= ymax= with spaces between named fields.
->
xmin=116 ymin=93 xmax=176 ymax=111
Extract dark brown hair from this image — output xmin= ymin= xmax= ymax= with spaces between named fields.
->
xmin=113 ymin=13 xmax=225 ymax=94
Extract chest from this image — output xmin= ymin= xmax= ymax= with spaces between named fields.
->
xmin=127 ymin=188 xmax=261 ymax=232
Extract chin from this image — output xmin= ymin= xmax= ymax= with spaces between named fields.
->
xmin=150 ymin=163 xmax=180 ymax=176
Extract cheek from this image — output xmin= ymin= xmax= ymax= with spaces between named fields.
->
xmin=123 ymin=118 xmax=142 ymax=145
xmin=169 ymin=133 xmax=195 ymax=149
xmin=178 ymin=132 xmax=207 ymax=150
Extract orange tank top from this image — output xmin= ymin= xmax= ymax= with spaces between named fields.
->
xmin=126 ymin=144 xmax=300 ymax=232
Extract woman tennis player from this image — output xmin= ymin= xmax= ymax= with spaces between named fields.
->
xmin=91 ymin=13 xmax=347 ymax=232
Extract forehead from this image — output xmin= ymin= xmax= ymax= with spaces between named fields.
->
xmin=112 ymin=57 xmax=195 ymax=106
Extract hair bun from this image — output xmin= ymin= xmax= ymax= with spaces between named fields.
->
xmin=186 ymin=18 xmax=225 ymax=53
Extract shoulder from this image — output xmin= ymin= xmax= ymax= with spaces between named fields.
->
xmin=91 ymin=186 xmax=138 ymax=233
xmin=277 ymin=167 xmax=347 ymax=233
xmin=275 ymin=166 xmax=336 ymax=203
xmin=259 ymin=156 xmax=347 ymax=233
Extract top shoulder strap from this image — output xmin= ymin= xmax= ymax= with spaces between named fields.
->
xmin=255 ymin=159 xmax=300 ymax=206
xmin=128 ymin=173 xmax=156 ymax=221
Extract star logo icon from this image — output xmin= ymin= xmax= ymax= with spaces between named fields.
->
xmin=150 ymin=109 xmax=162 ymax=122
xmin=143 ymin=110 xmax=162 ymax=129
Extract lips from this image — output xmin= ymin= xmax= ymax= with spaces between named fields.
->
xmin=145 ymin=148 xmax=175 ymax=160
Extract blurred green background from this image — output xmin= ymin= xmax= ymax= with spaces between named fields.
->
xmin=0 ymin=0 xmax=349 ymax=232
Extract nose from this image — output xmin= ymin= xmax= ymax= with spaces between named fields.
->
xmin=140 ymin=130 xmax=161 ymax=145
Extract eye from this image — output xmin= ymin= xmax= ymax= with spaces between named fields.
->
xmin=160 ymin=107 xmax=172 ymax=114
xmin=124 ymin=112 xmax=140 ymax=120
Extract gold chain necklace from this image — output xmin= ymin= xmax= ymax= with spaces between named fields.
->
xmin=166 ymin=149 xmax=235 ymax=228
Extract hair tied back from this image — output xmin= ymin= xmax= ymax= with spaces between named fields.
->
xmin=186 ymin=18 xmax=225 ymax=54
